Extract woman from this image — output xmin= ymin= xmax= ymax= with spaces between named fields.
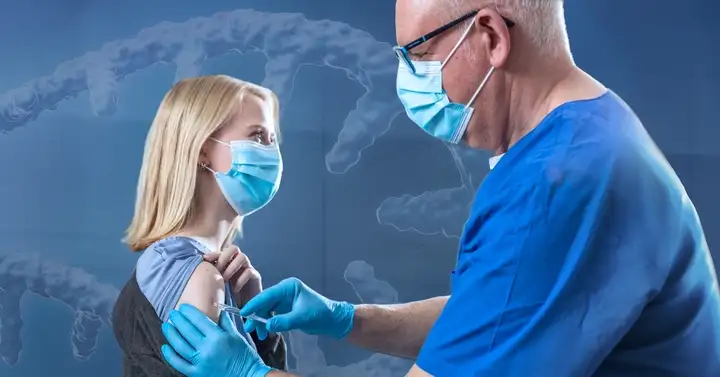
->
xmin=112 ymin=75 xmax=287 ymax=376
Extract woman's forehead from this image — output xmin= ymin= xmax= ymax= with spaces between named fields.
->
xmin=221 ymin=96 xmax=276 ymax=134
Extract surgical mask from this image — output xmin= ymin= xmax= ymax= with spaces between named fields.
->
xmin=396 ymin=19 xmax=495 ymax=144
xmin=204 ymin=138 xmax=283 ymax=216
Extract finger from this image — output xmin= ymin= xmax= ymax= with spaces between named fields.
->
xmin=161 ymin=344 xmax=195 ymax=375
xmin=203 ymin=252 xmax=221 ymax=263
xmin=162 ymin=322 xmax=196 ymax=362
xmin=230 ymin=268 xmax=254 ymax=294
xmin=223 ymin=252 xmax=248 ymax=282
xmin=239 ymin=278 xmax=296 ymax=316
xmin=177 ymin=304 xmax=222 ymax=339
xmin=243 ymin=318 xmax=257 ymax=334
xmin=242 ymin=318 xmax=268 ymax=340
xmin=255 ymin=321 xmax=269 ymax=341
xmin=266 ymin=312 xmax=301 ymax=332
xmin=168 ymin=310 xmax=205 ymax=348
xmin=216 ymin=246 xmax=238 ymax=272
xmin=251 ymin=307 xmax=273 ymax=340
xmin=218 ymin=311 xmax=238 ymax=334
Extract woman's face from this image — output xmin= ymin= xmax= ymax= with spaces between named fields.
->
xmin=203 ymin=94 xmax=276 ymax=173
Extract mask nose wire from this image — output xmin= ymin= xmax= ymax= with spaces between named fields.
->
xmin=441 ymin=17 xmax=477 ymax=70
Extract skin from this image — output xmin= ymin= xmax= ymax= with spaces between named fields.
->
xmin=174 ymin=94 xmax=277 ymax=323
xmin=263 ymin=298 xmax=449 ymax=377
xmin=397 ymin=0 xmax=606 ymax=155
xmin=393 ymin=0 xmax=607 ymax=375
xmin=172 ymin=1 xmax=611 ymax=375
xmin=347 ymin=296 xmax=448 ymax=358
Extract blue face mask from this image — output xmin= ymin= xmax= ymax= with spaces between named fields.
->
xmin=205 ymin=139 xmax=283 ymax=216
xmin=396 ymin=19 xmax=495 ymax=144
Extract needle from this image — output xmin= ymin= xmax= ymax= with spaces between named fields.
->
xmin=214 ymin=302 xmax=269 ymax=324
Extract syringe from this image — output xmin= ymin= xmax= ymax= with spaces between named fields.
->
xmin=214 ymin=302 xmax=269 ymax=324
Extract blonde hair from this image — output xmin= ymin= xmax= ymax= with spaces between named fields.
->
xmin=124 ymin=75 xmax=279 ymax=251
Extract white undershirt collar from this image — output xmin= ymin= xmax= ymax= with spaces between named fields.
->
xmin=489 ymin=153 xmax=505 ymax=170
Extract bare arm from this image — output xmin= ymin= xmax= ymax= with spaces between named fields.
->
xmin=347 ymin=296 xmax=448 ymax=359
xmin=268 ymin=298 xmax=449 ymax=377
xmin=175 ymin=261 xmax=225 ymax=323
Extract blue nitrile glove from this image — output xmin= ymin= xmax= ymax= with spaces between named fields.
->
xmin=240 ymin=277 xmax=355 ymax=339
xmin=161 ymin=304 xmax=273 ymax=377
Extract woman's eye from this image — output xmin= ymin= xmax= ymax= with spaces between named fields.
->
xmin=251 ymin=132 xmax=264 ymax=143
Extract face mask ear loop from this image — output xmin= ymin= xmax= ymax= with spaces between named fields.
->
xmin=441 ymin=17 xmax=477 ymax=70
xmin=466 ymin=66 xmax=496 ymax=107
xmin=200 ymin=162 xmax=217 ymax=174
xmin=202 ymin=137 xmax=230 ymax=174
xmin=210 ymin=137 xmax=230 ymax=146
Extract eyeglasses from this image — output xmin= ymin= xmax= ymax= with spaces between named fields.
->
xmin=393 ymin=10 xmax=515 ymax=74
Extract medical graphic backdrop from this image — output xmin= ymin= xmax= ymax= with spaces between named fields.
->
xmin=0 ymin=8 xmax=403 ymax=175
xmin=0 ymin=4 xmax=467 ymax=375
xmin=0 ymin=1 xmax=717 ymax=376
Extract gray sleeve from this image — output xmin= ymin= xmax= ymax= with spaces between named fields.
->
xmin=135 ymin=237 xmax=204 ymax=322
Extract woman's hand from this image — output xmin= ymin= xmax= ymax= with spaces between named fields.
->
xmin=203 ymin=245 xmax=262 ymax=308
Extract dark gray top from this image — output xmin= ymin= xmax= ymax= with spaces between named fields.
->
xmin=112 ymin=236 xmax=287 ymax=376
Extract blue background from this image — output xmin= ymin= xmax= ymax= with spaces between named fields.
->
xmin=0 ymin=0 xmax=717 ymax=375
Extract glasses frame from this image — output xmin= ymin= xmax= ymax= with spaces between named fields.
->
xmin=393 ymin=10 xmax=515 ymax=73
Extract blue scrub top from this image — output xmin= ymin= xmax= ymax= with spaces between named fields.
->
xmin=416 ymin=91 xmax=720 ymax=376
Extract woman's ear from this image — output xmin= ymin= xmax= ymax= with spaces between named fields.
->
xmin=198 ymin=141 xmax=211 ymax=168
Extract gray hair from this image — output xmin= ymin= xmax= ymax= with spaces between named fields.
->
xmin=444 ymin=0 xmax=569 ymax=57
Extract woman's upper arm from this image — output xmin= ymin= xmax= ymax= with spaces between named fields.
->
xmin=175 ymin=261 xmax=225 ymax=323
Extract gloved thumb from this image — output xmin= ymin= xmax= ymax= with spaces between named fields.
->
xmin=266 ymin=312 xmax=300 ymax=333
xmin=218 ymin=311 xmax=237 ymax=333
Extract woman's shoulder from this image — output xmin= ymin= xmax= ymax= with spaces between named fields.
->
xmin=136 ymin=236 xmax=206 ymax=275
xmin=139 ymin=236 xmax=204 ymax=262
xmin=134 ymin=236 xmax=207 ymax=321
xmin=136 ymin=236 xmax=205 ymax=278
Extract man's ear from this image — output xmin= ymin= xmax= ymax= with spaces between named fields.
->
xmin=474 ymin=8 xmax=512 ymax=68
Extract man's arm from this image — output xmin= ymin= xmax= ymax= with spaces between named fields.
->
xmin=346 ymin=296 xmax=448 ymax=359
xmin=265 ymin=296 xmax=449 ymax=376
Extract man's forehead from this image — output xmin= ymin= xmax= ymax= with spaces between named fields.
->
xmin=395 ymin=0 xmax=443 ymax=46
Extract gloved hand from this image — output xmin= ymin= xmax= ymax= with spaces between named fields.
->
xmin=240 ymin=277 xmax=355 ymax=339
xmin=161 ymin=304 xmax=273 ymax=377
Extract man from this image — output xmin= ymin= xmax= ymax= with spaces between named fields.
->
xmin=160 ymin=0 xmax=720 ymax=376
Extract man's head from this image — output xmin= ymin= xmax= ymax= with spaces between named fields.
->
xmin=395 ymin=0 xmax=570 ymax=151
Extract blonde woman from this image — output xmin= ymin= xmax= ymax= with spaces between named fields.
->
xmin=112 ymin=75 xmax=287 ymax=377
